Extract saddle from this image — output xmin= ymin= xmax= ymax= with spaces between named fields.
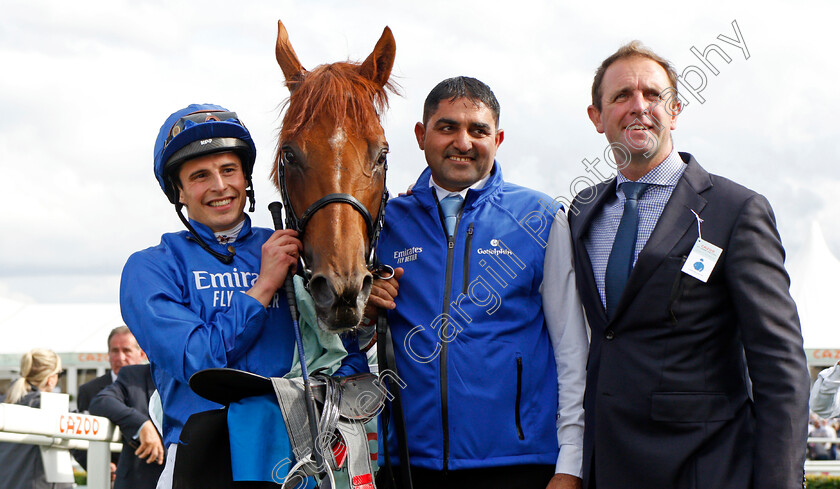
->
xmin=190 ymin=368 xmax=384 ymax=422
xmin=174 ymin=368 xmax=384 ymax=489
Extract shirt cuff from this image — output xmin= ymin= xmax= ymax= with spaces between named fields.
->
xmin=555 ymin=443 xmax=583 ymax=478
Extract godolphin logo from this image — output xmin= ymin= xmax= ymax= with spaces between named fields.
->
xmin=478 ymin=238 xmax=513 ymax=256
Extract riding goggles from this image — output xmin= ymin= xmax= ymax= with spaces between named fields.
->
xmin=164 ymin=110 xmax=245 ymax=149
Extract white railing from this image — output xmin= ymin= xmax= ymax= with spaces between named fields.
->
xmin=0 ymin=392 xmax=121 ymax=489
xmin=805 ymin=437 xmax=840 ymax=475
xmin=805 ymin=460 xmax=840 ymax=475
xmin=4 ymin=396 xmax=839 ymax=483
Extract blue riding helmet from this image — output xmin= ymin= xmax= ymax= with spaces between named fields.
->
xmin=153 ymin=103 xmax=257 ymax=204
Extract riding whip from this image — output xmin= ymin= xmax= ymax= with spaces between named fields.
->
xmin=268 ymin=201 xmax=324 ymax=472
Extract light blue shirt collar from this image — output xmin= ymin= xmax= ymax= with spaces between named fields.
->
xmin=616 ymin=148 xmax=686 ymax=192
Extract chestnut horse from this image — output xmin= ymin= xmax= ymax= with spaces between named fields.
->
xmin=272 ymin=20 xmax=397 ymax=333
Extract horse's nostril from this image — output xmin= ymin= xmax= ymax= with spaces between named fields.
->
xmin=360 ymin=275 xmax=372 ymax=298
xmin=308 ymin=275 xmax=335 ymax=307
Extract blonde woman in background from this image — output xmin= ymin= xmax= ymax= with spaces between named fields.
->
xmin=0 ymin=348 xmax=73 ymax=489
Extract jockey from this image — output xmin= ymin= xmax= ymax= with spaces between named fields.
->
xmin=120 ymin=104 xmax=367 ymax=489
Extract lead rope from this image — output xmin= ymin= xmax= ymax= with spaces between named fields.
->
xmin=376 ymin=311 xmax=413 ymax=489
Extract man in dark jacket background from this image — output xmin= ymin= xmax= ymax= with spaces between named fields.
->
xmin=90 ymin=364 xmax=164 ymax=489
xmin=77 ymin=326 xmax=147 ymax=413
xmin=75 ymin=325 xmax=146 ymax=475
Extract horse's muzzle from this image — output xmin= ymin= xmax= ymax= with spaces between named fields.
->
xmin=309 ymin=271 xmax=373 ymax=332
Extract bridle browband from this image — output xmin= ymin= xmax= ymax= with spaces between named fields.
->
xmin=275 ymin=148 xmax=392 ymax=282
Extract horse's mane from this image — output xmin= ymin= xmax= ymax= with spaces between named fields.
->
xmin=279 ymin=61 xmax=396 ymax=143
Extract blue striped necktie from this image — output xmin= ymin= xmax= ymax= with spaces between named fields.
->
xmin=440 ymin=194 xmax=464 ymax=237
xmin=605 ymin=182 xmax=650 ymax=318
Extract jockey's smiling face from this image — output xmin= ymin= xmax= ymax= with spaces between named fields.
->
xmin=414 ymin=97 xmax=504 ymax=192
xmin=177 ymin=152 xmax=248 ymax=233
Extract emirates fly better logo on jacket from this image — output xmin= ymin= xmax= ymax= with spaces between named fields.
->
xmin=394 ymin=246 xmax=423 ymax=264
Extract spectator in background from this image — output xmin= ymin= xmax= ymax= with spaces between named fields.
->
xmin=77 ymin=325 xmax=147 ymax=412
xmin=810 ymin=362 xmax=840 ymax=460
xmin=808 ymin=413 xmax=819 ymax=436
xmin=75 ymin=325 xmax=147 ymax=475
xmin=809 ymin=419 xmax=836 ymax=460
xmin=0 ymin=348 xmax=73 ymax=489
xmin=811 ymin=361 xmax=840 ymax=419
xmin=90 ymin=364 xmax=164 ymax=489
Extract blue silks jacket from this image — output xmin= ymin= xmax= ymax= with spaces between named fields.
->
xmin=377 ymin=162 xmax=560 ymax=470
xmin=120 ymin=216 xmax=365 ymax=447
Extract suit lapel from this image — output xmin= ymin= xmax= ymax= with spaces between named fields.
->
xmin=614 ymin=154 xmax=712 ymax=316
xmin=572 ymin=178 xmax=616 ymax=326
xmin=143 ymin=365 xmax=156 ymax=401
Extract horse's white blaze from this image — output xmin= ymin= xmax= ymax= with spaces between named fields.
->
xmin=329 ymin=126 xmax=347 ymax=187
xmin=329 ymin=126 xmax=346 ymax=151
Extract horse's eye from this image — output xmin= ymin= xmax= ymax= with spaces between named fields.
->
xmin=376 ymin=149 xmax=388 ymax=166
xmin=282 ymin=149 xmax=297 ymax=166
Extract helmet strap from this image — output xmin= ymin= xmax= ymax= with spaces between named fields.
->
xmin=174 ymin=202 xmax=234 ymax=264
xmin=246 ymin=181 xmax=255 ymax=213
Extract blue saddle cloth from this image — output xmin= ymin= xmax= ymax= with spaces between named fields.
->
xmin=227 ymin=393 xmax=316 ymax=487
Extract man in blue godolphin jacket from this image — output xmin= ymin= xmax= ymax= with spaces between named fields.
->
xmin=368 ymin=77 xmax=588 ymax=489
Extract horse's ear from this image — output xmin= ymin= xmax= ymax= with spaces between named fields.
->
xmin=359 ymin=26 xmax=396 ymax=89
xmin=275 ymin=19 xmax=306 ymax=92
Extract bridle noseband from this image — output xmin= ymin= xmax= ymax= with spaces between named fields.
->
xmin=276 ymin=149 xmax=393 ymax=282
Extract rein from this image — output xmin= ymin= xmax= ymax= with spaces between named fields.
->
xmin=275 ymin=149 xmax=392 ymax=281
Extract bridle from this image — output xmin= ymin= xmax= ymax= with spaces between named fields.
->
xmin=275 ymin=148 xmax=393 ymax=282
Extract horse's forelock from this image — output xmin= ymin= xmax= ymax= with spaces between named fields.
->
xmin=271 ymin=61 xmax=397 ymax=190
xmin=282 ymin=62 xmax=393 ymax=140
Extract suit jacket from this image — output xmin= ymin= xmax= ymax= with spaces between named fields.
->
xmin=77 ymin=372 xmax=112 ymax=413
xmin=89 ymin=364 xmax=163 ymax=489
xmin=568 ymin=153 xmax=809 ymax=489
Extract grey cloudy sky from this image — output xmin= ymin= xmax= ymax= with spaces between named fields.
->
xmin=1 ymin=0 xmax=837 ymax=303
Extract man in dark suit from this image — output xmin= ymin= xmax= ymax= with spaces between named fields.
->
xmin=568 ymin=41 xmax=810 ymax=489
xmin=76 ymin=325 xmax=147 ymax=473
xmin=90 ymin=363 xmax=164 ymax=489
xmin=77 ymin=326 xmax=147 ymax=412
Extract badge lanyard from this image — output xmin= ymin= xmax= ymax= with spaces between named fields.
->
xmin=681 ymin=209 xmax=722 ymax=283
